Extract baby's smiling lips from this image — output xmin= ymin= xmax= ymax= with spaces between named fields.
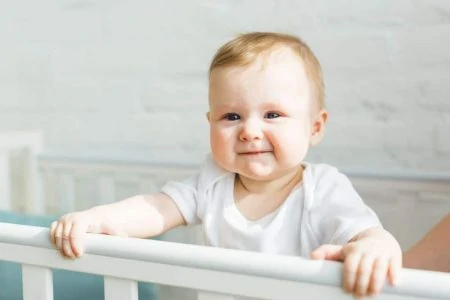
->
xmin=239 ymin=150 xmax=271 ymax=155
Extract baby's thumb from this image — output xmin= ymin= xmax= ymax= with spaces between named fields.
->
xmin=99 ymin=223 xmax=128 ymax=237
xmin=310 ymin=244 xmax=343 ymax=261
xmin=388 ymin=255 xmax=403 ymax=286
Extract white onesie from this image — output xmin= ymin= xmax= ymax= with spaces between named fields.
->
xmin=161 ymin=155 xmax=381 ymax=257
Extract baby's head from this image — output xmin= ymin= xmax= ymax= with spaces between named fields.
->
xmin=207 ymin=32 xmax=328 ymax=181
xmin=209 ymin=32 xmax=325 ymax=112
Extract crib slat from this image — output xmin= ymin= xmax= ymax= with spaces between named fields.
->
xmin=139 ymin=178 xmax=158 ymax=194
xmin=22 ymin=265 xmax=53 ymax=300
xmin=99 ymin=176 xmax=115 ymax=205
xmin=0 ymin=150 xmax=11 ymax=211
xmin=41 ymin=168 xmax=57 ymax=214
xmin=104 ymin=277 xmax=138 ymax=300
xmin=197 ymin=292 xmax=235 ymax=300
xmin=22 ymin=147 xmax=44 ymax=214
xmin=59 ymin=173 xmax=76 ymax=213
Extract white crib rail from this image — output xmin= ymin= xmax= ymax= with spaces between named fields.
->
xmin=1 ymin=222 xmax=450 ymax=300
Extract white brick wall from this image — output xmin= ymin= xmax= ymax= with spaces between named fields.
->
xmin=1 ymin=1 xmax=450 ymax=173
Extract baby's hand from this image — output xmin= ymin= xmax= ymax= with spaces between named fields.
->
xmin=49 ymin=211 xmax=126 ymax=258
xmin=311 ymin=238 xmax=402 ymax=297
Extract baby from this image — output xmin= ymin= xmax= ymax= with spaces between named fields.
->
xmin=50 ymin=32 xmax=402 ymax=297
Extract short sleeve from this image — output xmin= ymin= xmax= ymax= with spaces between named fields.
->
xmin=161 ymin=173 xmax=201 ymax=225
xmin=160 ymin=154 xmax=228 ymax=226
xmin=308 ymin=166 xmax=382 ymax=245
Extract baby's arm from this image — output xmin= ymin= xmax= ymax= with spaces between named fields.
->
xmin=306 ymin=165 xmax=403 ymax=296
xmin=403 ymin=213 xmax=450 ymax=272
xmin=311 ymin=227 xmax=402 ymax=297
xmin=49 ymin=193 xmax=186 ymax=258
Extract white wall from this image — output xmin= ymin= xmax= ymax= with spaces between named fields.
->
xmin=1 ymin=1 xmax=450 ymax=173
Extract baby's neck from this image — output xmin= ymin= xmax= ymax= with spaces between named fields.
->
xmin=237 ymin=166 xmax=304 ymax=195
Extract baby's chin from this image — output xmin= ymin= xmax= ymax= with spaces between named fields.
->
xmin=215 ymin=157 xmax=285 ymax=179
xmin=235 ymin=162 xmax=305 ymax=182
xmin=235 ymin=166 xmax=281 ymax=181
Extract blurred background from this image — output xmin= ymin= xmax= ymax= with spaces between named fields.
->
xmin=1 ymin=2 xmax=449 ymax=299
xmin=1 ymin=0 xmax=449 ymax=172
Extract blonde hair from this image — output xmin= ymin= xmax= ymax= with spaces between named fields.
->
xmin=209 ymin=32 xmax=325 ymax=109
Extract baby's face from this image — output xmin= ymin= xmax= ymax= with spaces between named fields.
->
xmin=208 ymin=48 xmax=321 ymax=181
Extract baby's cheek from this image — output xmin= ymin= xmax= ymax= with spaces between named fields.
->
xmin=212 ymin=126 xmax=234 ymax=141
xmin=211 ymin=134 xmax=232 ymax=158
xmin=277 ymin=137 xmax=308 ymax=163
xmin=211 ymin=139 xmax=225 ymax=158
xmin=210 ymin=128 xmax=224 ymax=145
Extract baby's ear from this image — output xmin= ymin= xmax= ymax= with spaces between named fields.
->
xmin=310 ymin=110 xmax=328 ymax=146
xmin=206 ymin=112 xmax=211 ymax=122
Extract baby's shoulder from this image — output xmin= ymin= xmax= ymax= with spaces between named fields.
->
xmin=197 ymin=154 xmax=232 ymax=191
xmin=304 ymin=162 xmax=342 ymax=183
xmin=303 ymin=162 xmax=356 ymax=207
xmin=303 ymin=162 xmax=352 ymax=197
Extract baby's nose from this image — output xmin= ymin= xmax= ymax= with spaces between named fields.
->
xmin=239 ymin=120 xmax=263 ymax=141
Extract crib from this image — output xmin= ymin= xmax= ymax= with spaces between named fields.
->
xmin=1 ymin=131 xmax=450 ymax=299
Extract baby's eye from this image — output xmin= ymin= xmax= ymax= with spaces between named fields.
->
xmin=224 ymin=113 xmax=240 ymax=121
xmin=265 ymin=112 xmax=280 ymax=119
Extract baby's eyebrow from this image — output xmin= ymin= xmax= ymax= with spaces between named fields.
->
xmin=258 ymin=101 xmax=285 ymax=110
xmin=212 ymin=103 xmax=240 ymax=111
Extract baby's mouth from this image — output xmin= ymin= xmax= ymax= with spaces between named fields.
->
xmin=240 ymin=151 xmax=271 ymax=155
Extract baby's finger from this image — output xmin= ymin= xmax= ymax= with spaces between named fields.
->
xmin=368 ymin=257 xmax=388 ymax=296
xmin=355 ymin=254 xmax=375 ymax=297
xmin=54 ymin=222 xmax=64 ymax=251
xmin=62 ymin=222 xmax=75 ymax=258
xmin=388 ymin=255 xmax=403 ymax=286
xmin=343 ymin=253 xmax=361 ymax=293
xmin=69 ymin=222 xmax=88 ymax=257
xmin=310 ymin=244 xmax=343 ymax=261
xmin=49 ymin=221 xmax=58 ymax=245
